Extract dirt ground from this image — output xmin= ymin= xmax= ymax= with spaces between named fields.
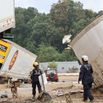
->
xmin=0 ymin=73 xmax=103 ymax=103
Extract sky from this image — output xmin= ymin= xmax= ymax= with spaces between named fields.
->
xmin=15 ymin=0 xmax=103 ymax=13
xmin=15 ymin=0 xmax=58 ymax=13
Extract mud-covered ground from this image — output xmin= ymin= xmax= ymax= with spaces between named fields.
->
xmin=0 ymin=73 xmax=103 ymax=103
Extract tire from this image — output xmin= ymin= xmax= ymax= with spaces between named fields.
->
xmin=56 ymin=80 xmax=58 ymax=82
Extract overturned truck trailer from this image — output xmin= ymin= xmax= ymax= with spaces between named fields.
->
xmin=70 ymin=15 xmax=103 ymax=88
xmin=0 ymin=39 xmax=37 ymax=79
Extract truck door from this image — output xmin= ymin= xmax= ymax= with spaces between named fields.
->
xmin=0 ymin=40 xmax=11 ymax=69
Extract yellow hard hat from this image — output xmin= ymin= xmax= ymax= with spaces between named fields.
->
xmin=33 ymin=62 xmax=39 ymax=67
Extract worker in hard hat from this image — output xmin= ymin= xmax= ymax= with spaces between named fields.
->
xmin=78 ymin=55 xmax=94 ymax=102
xmin=30 ymin=62 xmax=42 ymax=100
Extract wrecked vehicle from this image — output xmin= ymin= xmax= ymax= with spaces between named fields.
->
xmin=45 ymin=69 xmax=59 ymax=82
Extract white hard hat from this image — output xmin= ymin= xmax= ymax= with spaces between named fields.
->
xmin=82 ymin=55 xmax=88 ymax=61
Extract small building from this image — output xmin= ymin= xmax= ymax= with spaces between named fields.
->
xmin=40 ymin=61 xmax=80 ymax=73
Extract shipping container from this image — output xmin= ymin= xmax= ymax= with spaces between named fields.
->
xmin=0 ymin=0 xmax=15 ymax=33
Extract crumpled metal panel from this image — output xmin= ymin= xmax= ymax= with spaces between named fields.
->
xmin=71 ymin=15 xmax=103 ymax=87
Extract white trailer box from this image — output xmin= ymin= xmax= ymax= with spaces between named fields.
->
xmin=0 ymin=39 xmax=37 ymax=79
xmin=0 ymin=0 xmax=15 ymax=33
xmin=70 ymin=15 xmax=103 ymax=87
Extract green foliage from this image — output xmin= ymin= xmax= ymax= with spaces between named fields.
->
xmin=12 ymin=0 xmax=99 ymax=62
xmin=60 ymin=49 xmax=77 ymax=61
xmin=48 ymin=62 xmax=57 ymax=69
xmin=36 ymin=44 xmax=61 ymax=62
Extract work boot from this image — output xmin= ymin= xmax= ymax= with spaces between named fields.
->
xmin=32 ymin=95 xmax=36 ymax=100
xmin=90 ymin=98 xmax=94 ymax=102
xmin=82 ymin=99 xmax=87 ymax=102
xmin=90 ymin=96 xmax=94 ymax=102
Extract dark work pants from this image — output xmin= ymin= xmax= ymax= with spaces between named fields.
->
xmin=83 ymin=83 xmax=94 ymax=100
xmin=32 ymin=81 xmax=42 ymax=96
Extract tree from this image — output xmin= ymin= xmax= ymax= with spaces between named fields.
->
xmin=36 ymin=44 xmax=61 ymax=62
xmin=12 ymin=7 xmax=38 ymax=47
xmin=48 ymin=62 xmax=57 ymax=69
xmin=60 ymin=49 xmax=77 ymax=61
xmin=12 ymin=2 xmax=97 ymax=62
